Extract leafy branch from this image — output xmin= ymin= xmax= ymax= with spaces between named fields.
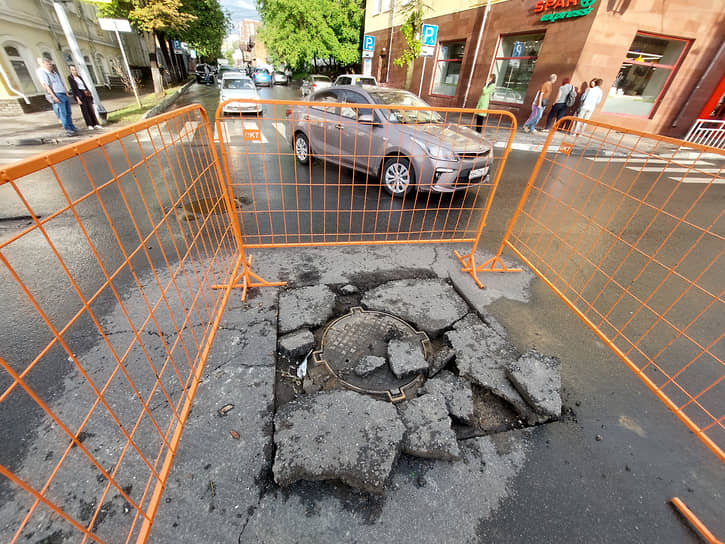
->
xmin=393 ymin=0 xmax=429 ymax=68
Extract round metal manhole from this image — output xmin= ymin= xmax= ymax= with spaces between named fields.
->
xmin=311 ymin=307 xmax=431 ymax=402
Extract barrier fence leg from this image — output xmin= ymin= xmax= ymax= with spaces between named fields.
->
xmin=212 ymin=252 xmax=286 ymax=302
xmin=670 ymin=498 xmax=724 ymax=544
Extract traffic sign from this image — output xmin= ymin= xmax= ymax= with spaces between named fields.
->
xmin=363 ymin=35 xmax=375 ymax=52
xmin=421 ymin=24 xmax=438 ymax=47
xmin=512 ymin=41 xmax=524 ymax=57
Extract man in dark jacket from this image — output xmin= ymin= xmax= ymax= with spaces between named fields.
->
xmin=67 ymin=64 xmax=101 ymax=129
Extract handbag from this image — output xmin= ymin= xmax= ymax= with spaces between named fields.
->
xmin=84 ymin=90 xmax=92 ymax=97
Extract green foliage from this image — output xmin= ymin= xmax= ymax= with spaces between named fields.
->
xmin=171 ymin=0 xmax=231 ymax=58
xmin=129 ymin=0 xmax=196 ymax=33
xmin=257 ymin=0 xmax=364 ymax=70
xmin=393 ymin=0 xmax=429 ymax=69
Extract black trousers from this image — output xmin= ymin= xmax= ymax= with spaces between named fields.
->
xmin=545 ymin=102 xmax=568 ymax=129
xmin=475 ymin=114 xmax=485 ymax=133
xmin=77 ymin=93 xmax=99 ymax=127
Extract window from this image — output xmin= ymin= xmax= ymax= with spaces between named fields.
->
xmin=3 ymin=44 xmax=36 ymax=94
xmin=432 ymin=42 xmax=465 ymax=97
xmin=602 ymin=33 xmax=690 ymax=117
xmin=311 ymin=89 xmax=342 ymax=114
xmin=341 ymin=90 xmax=373 ymax=119
xmin=491 ymin=33 xmax=544 ymax=104
xmin=84 ymin=55 xmax=98 ymax=85
xmin=372 ymin=0 xmax=382 ymax=15
xmin=381 ymin=0 xmax=392 ymax=12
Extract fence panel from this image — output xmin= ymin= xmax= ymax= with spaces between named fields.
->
xmin=484 ymin=116 xmax=724 ymax=461
xmin=0 ymin=105 xmax=237 ymax=543
xmin=215 ymin=98 xmax=515 ymax=249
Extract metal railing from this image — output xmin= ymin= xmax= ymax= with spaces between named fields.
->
xmin=684 ymin=118 xmax=725 ymax=149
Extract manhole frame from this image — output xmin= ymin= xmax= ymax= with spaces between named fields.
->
xmin=311 ymin=307 xmax=431 ymax=403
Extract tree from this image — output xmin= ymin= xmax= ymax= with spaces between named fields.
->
xmin=171 ymin=0 xmax=231 ymax=60
xmin=98 ymin=0 xmax=196 ymax=96
xmin=257 ymin=0 xmax=363 ymax=71
xmin=393 ymin=0 xmax=429 ymax=89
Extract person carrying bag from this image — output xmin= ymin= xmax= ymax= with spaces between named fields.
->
xmin=67 ymin=64 xmax=102 ymax=130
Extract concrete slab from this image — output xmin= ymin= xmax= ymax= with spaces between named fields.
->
xmin=272 ymin=390 xmax=405 ymax=494
xmin=277 ymin=285 xmax=336 ymax=334
xmin=361 ymin=279 xmax=469 ymax=336
xmin=397 ymin=394 xmax=460 ymax=461
xmin=278 ymin=328 xmax=314 ymax=360
xmin=354 ymin=355 xmax=387 ymax=377
xmin=421 ymin=370 xmax=475 ymax=425
xmin=506 ymin=350 xmax=562 ymax=421
xmin=387 ymin=337 xmax=428 ymax=379
xmin=427 ymin=345 xmax=455 ymax=377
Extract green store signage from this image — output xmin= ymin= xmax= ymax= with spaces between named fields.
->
xmin=534 ymin=0 xmax=597 ymax=22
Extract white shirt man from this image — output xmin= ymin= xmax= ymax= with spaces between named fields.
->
xmin=575 ymin=78 xmax=604 ymax=134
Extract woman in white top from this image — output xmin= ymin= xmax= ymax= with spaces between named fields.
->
xmin=574 ymin=78 xmax=603 ymax=134
xmin=67 ymin=64 xmax=102 ymax=129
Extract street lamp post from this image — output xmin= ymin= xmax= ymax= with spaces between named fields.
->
xmin=52 ymin=0 xmax=108 ymax=121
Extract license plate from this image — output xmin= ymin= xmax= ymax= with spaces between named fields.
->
xmin=469 ymin=167 xmax=487 ymax=180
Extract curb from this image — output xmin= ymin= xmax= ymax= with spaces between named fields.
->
xmin=142 ymin=78 xmax=195 ymax=120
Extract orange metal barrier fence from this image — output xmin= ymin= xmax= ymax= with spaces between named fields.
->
xmin=477 ymin=116 xmax=725 ymax=462
xmin=0 ymin=105 xmax=238 ymax=543
xmin=214 ymin=98 xmax=515 ymax=257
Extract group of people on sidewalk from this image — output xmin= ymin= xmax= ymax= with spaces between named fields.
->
xmin=473 ymin=72 xmax=604 ymax=136
xmin=36 ymin=57 xmax=102 ymax=136
xmin=522 ymin=74 xmax=603 ymax=134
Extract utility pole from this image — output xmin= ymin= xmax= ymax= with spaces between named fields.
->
xmin=52 ymin=0 xmax=107 ymax=121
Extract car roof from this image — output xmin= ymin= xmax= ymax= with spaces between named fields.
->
xmin=337 ymin=74 xmax=375 ymax=79
xmin=222 ymin=72 xmax=252 ymax=79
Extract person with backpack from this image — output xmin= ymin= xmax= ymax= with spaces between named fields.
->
xmin=545 ymin=77 xmax=575 ymax=130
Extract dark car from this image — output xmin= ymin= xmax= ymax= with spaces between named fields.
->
xmin=287 ymin=86 xmax=493 ymax=197
xmin=195 ymin=63 xmax=214 ymax=84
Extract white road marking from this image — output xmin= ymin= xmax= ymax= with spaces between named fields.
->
xmin=673 ymin=176 xmax=725 ymax=184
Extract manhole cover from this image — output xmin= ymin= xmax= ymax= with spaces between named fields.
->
xmin=311 ymin=307 xmax=431 ymax=402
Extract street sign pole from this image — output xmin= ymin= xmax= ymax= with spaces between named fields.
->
xmin=53 ymin=1 xmax=108 ymax=121
xmin=418 ymin=57 xmax=426 ymax=97
xmin=114 ymin=28 xmax=142 ymax=108
xmin=99 ymin=18 xmax=142 ymax=109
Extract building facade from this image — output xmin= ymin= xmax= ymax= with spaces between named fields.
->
xmin=0 ymin=0 xmax=149 ymax=114
xmin=239 ymin=19 xmax=268 ymax=68
xmin=365 ymin=0 xmax=725 ymax=137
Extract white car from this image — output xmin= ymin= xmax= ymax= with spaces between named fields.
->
xmin=334 ymin=74 xmax=377 ymax=86
xmin=301 ymin=75 xmax=332 ymax=96
xmin=219 ymin=73 xmax=263 ymax=115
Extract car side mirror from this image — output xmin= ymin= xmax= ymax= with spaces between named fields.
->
xmin=358 ymin=113 xmax=376 ymax=125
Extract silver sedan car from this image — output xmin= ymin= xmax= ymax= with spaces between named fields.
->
xmin=287 ymin=86 xmax=493 ymax=197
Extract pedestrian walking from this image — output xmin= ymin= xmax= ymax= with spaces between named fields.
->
xmin=67 ymin=65 xmax=101 ymax=130
xmin=474 ymin=75 xmax=496 ymax=133
xmin=574 ymin=78 xmax=604 ymax=134
xmin=523 ymin=74 xmax=557 ymax=133
xmin=545 ymin=77 xmax=575 ymax=130
xmin=37 ymin=57 xmax=79 ymax=136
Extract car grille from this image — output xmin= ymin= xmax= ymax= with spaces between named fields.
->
xmin=457 ymin=150 xmax=490 ymax=160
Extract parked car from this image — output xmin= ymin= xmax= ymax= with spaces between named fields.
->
xmin=252 ymin=67 xmax=272 ymax=87
xmin=300 ymin=75 xmax=332 ymax=97
xmin=272 ymin=71 xmax=289 ymax=85
xmin=195 ymin=63 xmax=214 ymax=84
xmin=287 ymin=86 xmax=493 ymax=197
xmin=219 ymin=73 xmax=263 ymax=115
xmin=334 ymin=74 xmax=377 ymax=87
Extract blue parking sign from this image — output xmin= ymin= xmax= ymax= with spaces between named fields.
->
xmin=363 ymin=35 xmax=375 ymax=51
xmin=421 ymin=24 xmax=438 ymax=47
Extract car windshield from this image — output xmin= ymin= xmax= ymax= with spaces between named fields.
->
xmin=223 ymin=79 xmax=255 ymax=90
xmin=357 ymin=77 xmax=376 ymax=85
xmin=367 ymin=90 xmax=443 ymax=124
xmin=255 ymin=69 xmax=269 ymax=75
xmin=312 ymin=76 xmax=331 ymax=82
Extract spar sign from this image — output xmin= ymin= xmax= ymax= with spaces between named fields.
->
xmin=534 ymin=0 xmax=597 ymax=22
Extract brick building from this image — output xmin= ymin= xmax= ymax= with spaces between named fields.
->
xmin=365 ymin=0 xmax=725 ymax=137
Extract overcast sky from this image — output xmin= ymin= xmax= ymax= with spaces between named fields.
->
xmin=222 ymin=0 xmax=260 ymax=28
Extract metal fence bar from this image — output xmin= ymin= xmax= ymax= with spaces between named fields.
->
xmin=0 ymin=105 xmax=237 ymax=543
xmin=479 ymin=116 xmax=725 ymax=462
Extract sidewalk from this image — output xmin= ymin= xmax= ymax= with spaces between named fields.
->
xmin=0 ymin=83 xmax=191 ymax=147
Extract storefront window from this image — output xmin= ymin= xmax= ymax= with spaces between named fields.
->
xmin=491 ymin=33 xmax=544 ymax=104
xmin=432 ymin=42 xmax=465 ymax=97
xmin=602 ymin=33 xmax=690 ymax=117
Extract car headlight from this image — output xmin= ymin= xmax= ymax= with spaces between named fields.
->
xmin=411 ymin=138 xmax=457 ymax=161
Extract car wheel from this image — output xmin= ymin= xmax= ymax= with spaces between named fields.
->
xmin=294 ymin=132 xmax=310 ymax=165
xmin=382 ymin=156 xmax=415 ymax=197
